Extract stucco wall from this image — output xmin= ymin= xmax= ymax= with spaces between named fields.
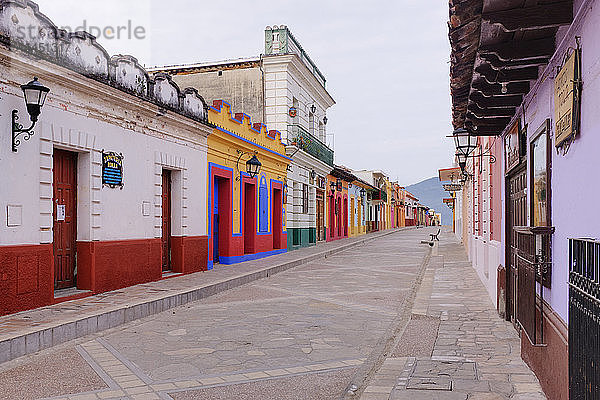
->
xmin=171 ymin=66 xmax=264 ymax=124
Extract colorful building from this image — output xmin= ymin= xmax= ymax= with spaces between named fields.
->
xmin=447 ymin=1 xmax=600 ymax=398
xmin=207 ymin=100 xmax=290 ymax=266
xmin=150 ymin=25 xmax=335 ymax=251
xmin=326 ymin=167 xmax=354 ymax=242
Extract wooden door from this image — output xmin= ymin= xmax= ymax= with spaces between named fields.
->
xmin=53 ymin=149 xmax=77 ymax=289
xmin=316 ymin=191 xmax=324 ymax=241
xmin=161 ymin=170 xmax=172 ymax=271
xmin=506 ymin=165 xmax=527 ymax=324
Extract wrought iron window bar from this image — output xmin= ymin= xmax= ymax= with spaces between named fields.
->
xmin=569 ymin=237 xmax=600 ymax=399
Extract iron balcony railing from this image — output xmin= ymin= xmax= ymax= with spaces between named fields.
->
xmin=569 ymin=238 xmax=600 ymax=399
xmin=287 ymin=124 xmax=334 ymax=166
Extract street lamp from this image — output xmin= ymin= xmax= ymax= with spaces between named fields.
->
xmin=235 ymin=150 xmax=262 ymax=180
xmin=452 ymin=127 xmax=477 ymax=157
xmin=246 ymin=154 xmax=262 ymax=178
xmin=12 ymin=77 xmax=50 ymax=152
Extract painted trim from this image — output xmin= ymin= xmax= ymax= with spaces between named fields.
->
xmin=219 ymin=248 xmax=287 ymax=265
xmin=214 ymin=126 xmax=292 ymax=161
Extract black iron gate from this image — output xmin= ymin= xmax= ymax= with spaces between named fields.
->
xmin=569 ymin=238 xmax=600 ymax=399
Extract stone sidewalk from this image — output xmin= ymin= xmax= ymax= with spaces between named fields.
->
xmin=360 ymin=230 xmax=547 ymax=400
xmin=0 ymin=228 xmax=409 ymax=365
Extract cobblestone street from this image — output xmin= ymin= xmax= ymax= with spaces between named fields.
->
xmin=0 ymin=228 xmax=546 ymax=400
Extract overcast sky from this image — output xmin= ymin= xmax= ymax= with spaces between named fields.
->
xmin=36 ymin=0 xmax=454 ymax=186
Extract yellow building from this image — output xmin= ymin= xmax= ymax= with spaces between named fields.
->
xmin=207 ymin=100 xmax=291 ymax=267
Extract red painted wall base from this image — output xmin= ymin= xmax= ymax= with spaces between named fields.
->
xmin=1 ymin=236 xmax=208 ymax=316
xmin=171 ymin=236 xmax=209 ymax=274
xmin=521 ymin=306 xmax=568 ymax=400
xmin=0 ymin=244 xmax=53 ymax=316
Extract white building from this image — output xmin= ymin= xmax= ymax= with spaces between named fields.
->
xmin=0 ymin=0 xmax=212 ymax=316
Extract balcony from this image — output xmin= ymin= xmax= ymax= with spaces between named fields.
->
xmin=287 ymin=124 xmax=334 ymax=166
xmin=371 ymin=189 xmax=387 ymax=202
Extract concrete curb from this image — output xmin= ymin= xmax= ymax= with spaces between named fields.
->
xmin=0 ymin=227 xmax=411 ymax=365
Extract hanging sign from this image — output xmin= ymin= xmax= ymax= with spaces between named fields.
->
xmin=102 ymin=151 xmax=124 ymax=189
xmin=288 ymin=107 xmax=297 ymax=118
xmin=443 ymin=183 xmax=462 ymax=192
xmin=554 ymin=48 xmax=581 ymax=147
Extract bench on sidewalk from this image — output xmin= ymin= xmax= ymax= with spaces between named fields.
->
xmin=430 ymin=229 xmax=440 ymax=241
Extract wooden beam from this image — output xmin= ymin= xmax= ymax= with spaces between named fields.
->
xmin=464 ymin=123 xmax=506 ymax=136
xmin=466 ymin=113 xmax=511 ymax=126
xmin=479 ymin=53 xmax=549 ymax=70
xmin=479 ymin=37 xmax=555 ymax=61
xmin=475 ymin=63 xmax=538 ymax=83
xmin=470 ymin=91 xmax=523 ymax=108
xmin=483 ymin=2 xmax=573 ymax=32
xmin=468 ymin=103 xmax=516 ymax=118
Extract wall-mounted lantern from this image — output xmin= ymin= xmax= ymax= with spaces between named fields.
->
xmin=452 ymin=127 xmax=477 ymax=157
xmin=310 ymin=104 xmax=316 ymax=114
xmin=235 ymin=150 xmax=262 ymax=180
xmin=309 ymin=169 xmax=316 ymax=181
xmin=12 ymin=77 xmax=50 ymax=152
xmin=323 ymin=116 xmax=328 ymax=125
xmin=336 ymin=178 xmax=342 ymax=191
xmin=360 ymin=188 xmax=366 ymax=197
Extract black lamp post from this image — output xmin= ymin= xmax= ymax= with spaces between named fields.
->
xmin=452 ymin=127 xmax=477 ymax=157
xmin=246 ymin=154 xmax=262 ymax=178
xmin=12 ymin=77 xmax=50 ymax=152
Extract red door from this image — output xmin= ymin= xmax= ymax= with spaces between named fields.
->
xmin=53 ymin=149 xmax=77 ymax=289
xmin=161 ymin=170 xmax=172 ymax=271
xmin=272 ymin=188 xmax=282 ymax=249
xmin=243 ymin=183 xmax=256 ymax=254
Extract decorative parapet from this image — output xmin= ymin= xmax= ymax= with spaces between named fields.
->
xmin=0 ymin=0 xmax=208 ymax=124
xmin=209 ymin=100 xmax=286 ymax=157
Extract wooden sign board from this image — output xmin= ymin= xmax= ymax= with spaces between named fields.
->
xmin=554 ymin=49 xmax=580 ymax=147
xmin=504 ymin=119 xmax=521 ymax=174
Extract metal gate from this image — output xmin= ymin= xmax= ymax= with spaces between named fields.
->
xmin=569 ymin=238 xmax=600 ymax=399
xmin=507 ymin=165 xmax=527 ymax=324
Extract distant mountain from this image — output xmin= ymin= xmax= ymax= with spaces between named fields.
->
xmin=405 ymin=177 xmax=451 ymax=226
